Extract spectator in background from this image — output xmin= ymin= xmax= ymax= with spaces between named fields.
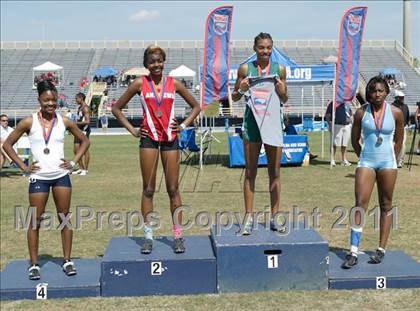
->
xmin=391 ymin=90 xmax=410 ymax=168
xmin=1 ymin=114 xmax=14 ymax=168
xmin=73 ymin=93 xmax=91 ymax=176
xmin=325 ymin=101 xmax=353 ymax=166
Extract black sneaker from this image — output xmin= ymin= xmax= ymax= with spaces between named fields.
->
xmin=341 ymin=253 xmax=358 ymax=269
xmin=62 ymin=260 xmax=77 ymax=276
xmin=28 ymin=264 xmax=41 ymax=280
xmin=270 ymin=220 xmax=286 ymax=233
xmin=141 ymin=239 xmax=153 ymax=254
xmin=369 ymin=248 xmax=385 ymax=264
xmin=173 ymin=238 xmax=185 ymax=254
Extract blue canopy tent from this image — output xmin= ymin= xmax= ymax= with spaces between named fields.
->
xmin=380 ymin=68 xmax=401 ymax=76
xmin=94 ymin=67 xmax=118 ymax=77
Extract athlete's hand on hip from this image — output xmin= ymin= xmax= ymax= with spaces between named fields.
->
xmin=129 ymin=128 xmax=141 ymax=138
xmin=239 ymin=78 xmax=250 ymax=92
xmin=139 ymin=127 xmax=149 ymax=138
xmin=60 ymin=159 xmax=74 ymax=170
xmin=170 ymin=118 xmax=181 ymax=133
xmin=24 ymin=161 xmax=40 ymax=174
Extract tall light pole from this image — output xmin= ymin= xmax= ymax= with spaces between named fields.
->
xmin=403 ymin=0 xmax=412 ymax=54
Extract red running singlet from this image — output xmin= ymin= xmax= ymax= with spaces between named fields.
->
xmin=140 ymin=75 xmax=176 ymax=142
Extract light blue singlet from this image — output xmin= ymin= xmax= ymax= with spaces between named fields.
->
xmin=358 ymin=102 xmax=397 ymax=170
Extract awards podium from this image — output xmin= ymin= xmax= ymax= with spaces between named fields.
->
xmin=1 ymin=223 xmax=420 ymax=300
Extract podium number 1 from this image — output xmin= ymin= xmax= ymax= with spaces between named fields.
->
xmin=376 ymin=276 xmax=386 ymax=289
xmin=151 ymin=261 xmax=162 ymax=275
xmin=36 ymin=283 xmax=48 ymax=300
xmin=267 ymin=255 xmax=278 ymax=269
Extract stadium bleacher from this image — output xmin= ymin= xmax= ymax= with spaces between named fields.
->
xmin=1 ymin=40 xmax=419 ymax=119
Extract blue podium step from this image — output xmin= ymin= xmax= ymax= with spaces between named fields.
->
xmin=211 ymin=223 xmax=329 ymax=292
xmin=0 ymin=259 xmax=101 ymax=300
xmin=328 ymin=250 xmax=420 ymax=289
xmin=101 ymin=235 xmax=217 ymax=296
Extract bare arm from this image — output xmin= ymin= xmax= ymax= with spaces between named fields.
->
xmin=392 ymin=106 xmax=404 ymax=157
xmin=173 ymin=79 xmax=201 ymax=128
xmin=351 ymin=109 xmax=364 ymax=158
xmin=62 ymin=117 xmax=90 ymax=169
xmin=232 ymin=64 xmax=249 ymax=102
xmin=2 ymin=117 xmax=39 ymax=173
xmin=76 ymin=105 xmax=91 ymax=126
xmin=112 ymin=78 xmax=143 ymax=137
xmin=275 ymin=65 xmax=288 ymax=103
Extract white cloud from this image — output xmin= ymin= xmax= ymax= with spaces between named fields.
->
xmin=128 ymin=10 xmax=160 ymax=23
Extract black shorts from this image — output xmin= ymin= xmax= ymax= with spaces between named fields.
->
xmin=140 ymin=136 xmax=179 ymax=151
xmin=74 ymin=128 xmax=91 ymax=144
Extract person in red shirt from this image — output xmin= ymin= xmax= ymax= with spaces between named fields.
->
xmin=112 ymin=46 xmax=200 ymax=254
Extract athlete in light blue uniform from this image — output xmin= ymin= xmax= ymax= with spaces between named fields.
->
xmin=358 ymin=102 xmax=397 ymax=170
xmin=342 ymin=76 xmax=404 ymax=269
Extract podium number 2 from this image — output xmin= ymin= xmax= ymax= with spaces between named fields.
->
xmin=36 ymin=283 xmax=48 ymax=300
xmin=151 ymin=261 xmax=162 ymax=275
xmin=267 ymin=255 xmax=278 ymax=269
xmin=376 ymin=276 xmax=386 ymax=289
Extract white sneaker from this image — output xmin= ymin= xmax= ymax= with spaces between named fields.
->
xmin=79 ymin=170 xmax=87 ymax=176
xmin=72 ymin=169 xmax=82 ymax=175
xmin=341 ymin=160 xmax=351 ymax=167
xmin=331 ymin=160 xmax=336 ymax=167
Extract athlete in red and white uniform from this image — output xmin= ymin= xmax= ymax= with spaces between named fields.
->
xmin=140 ymin=75 xmax=177 ymax=142
xmin=112 ymin=45 xmax=200 ymax=254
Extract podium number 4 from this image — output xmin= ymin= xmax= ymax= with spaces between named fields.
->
xmin=376 ymin=276 xmax=386 ymax=289
xmin=151 ymin=261 xmax=162 ymax=275
xmin=267 ymin=255 xmax=278 ymax=269
xmin=36 ymin=283 xmax=48 ymax=300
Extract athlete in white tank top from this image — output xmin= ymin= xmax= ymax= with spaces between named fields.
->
xmin=29 ymin=112 xmax=69 ymax=180
xmin=1 ymin=80 xmax=91 ymax=280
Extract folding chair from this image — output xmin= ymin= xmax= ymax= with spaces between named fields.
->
xmin=179 ymin=128 xmax=200 ymax=163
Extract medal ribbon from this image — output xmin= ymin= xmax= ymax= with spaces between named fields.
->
xmin=38 ymin=112 xmax=56 ymax=147
xmin=147 ymin=77 xmax=166 ymax=112
xmin=257 ymin=60 xmax=271 ymax=77
xmin=371 ymin=103 xmax=386 ymax=138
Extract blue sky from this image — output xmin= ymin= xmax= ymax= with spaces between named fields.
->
xmin=1 ymin=1 xmax=419 ymax=57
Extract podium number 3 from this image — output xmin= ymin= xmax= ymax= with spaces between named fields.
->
xmin=267 ymin=255 xmax=278 ymax=269
xmin=151 ymin=261 xmax=162 ymax=275
xmin=36 ymin=283 xmax=48 ymax=300
xmin=376 ymin=276 xmax=386 ymax=289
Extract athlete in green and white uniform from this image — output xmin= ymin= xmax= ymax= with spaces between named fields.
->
xmin=243 ymin=60 xmax=283 ymax=142
xmin=232 ymin=33 xmax=288 ymax=235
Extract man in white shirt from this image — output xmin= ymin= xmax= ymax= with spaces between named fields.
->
xmin=1 ymin=114 xmax=14 ymax=168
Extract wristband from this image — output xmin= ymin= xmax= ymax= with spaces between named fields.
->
xmin=180 ymin=123 xmax=187 ymax=131
xmin=69 ymin=161 xmax=75 ymax=168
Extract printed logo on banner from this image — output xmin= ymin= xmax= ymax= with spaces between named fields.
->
xmin=213 ymin=14 xmax=229 ymax=35
xmin=251 ymin=88 xmax=271 ymax=106
xmin=347 ymin=13 xmax=362 ymax=36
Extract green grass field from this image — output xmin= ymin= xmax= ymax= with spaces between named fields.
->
xmin=1 ymin=131 xmax=419 ymax=310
